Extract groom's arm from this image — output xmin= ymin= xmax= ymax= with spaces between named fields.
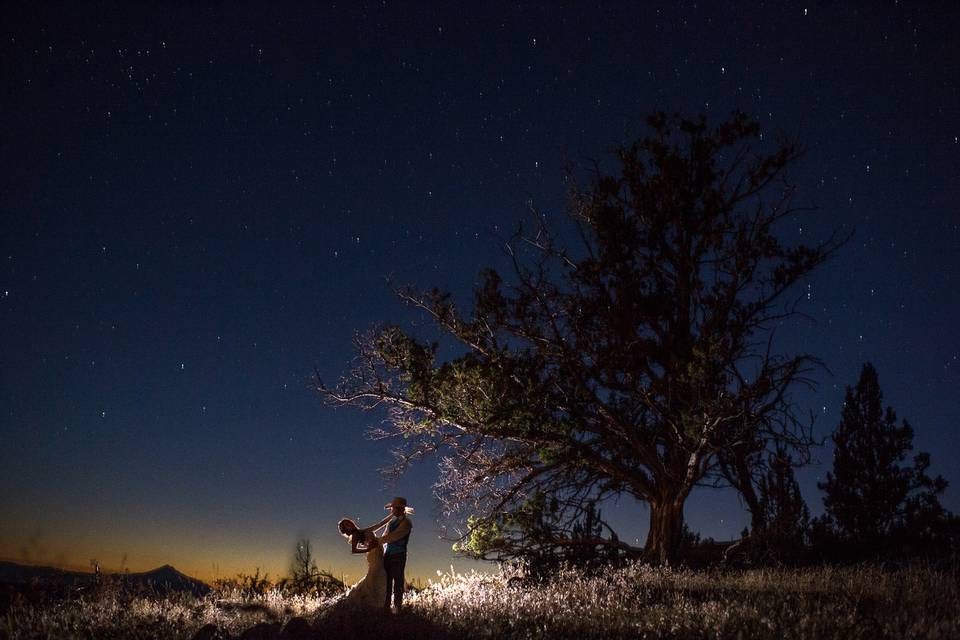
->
xmin=377 ymin=518 xmax=412 ymax=544
xmin=361 ymin=515 xmax=392 ymax=533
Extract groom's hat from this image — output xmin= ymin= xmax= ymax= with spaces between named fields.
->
xmin=385 ymin=496 xmax=414 ymax=514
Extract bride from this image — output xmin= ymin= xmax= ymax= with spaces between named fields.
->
xmin=333 ymin=516 xmax=391 ymax=610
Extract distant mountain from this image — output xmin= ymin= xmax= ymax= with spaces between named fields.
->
xmin=128 ymin=564 xmax=211 ymax=596
xmin=0 ymin=561 xmax=210 ymax=596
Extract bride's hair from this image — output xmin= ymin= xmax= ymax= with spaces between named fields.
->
xmin=337 ymin=517 xmax=365 ymax=545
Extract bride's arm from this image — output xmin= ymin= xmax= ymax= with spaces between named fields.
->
xmin=350 ymin=536 xmax=369 ymax=554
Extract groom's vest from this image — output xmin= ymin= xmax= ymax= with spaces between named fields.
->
xmin=384 ymin=517 xmax=410 ymax=556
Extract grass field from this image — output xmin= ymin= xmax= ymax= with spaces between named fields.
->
xmin=3 ymin=561 xmax=958 ymax=639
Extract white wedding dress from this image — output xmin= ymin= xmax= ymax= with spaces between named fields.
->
xmin=337 ymin=530 xmax=386 ymax=610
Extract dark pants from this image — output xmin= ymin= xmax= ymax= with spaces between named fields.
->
xmin=383 ymin=552 xmax=406 ymax=609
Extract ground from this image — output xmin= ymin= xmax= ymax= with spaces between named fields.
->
xmin=2 ymin=562 xmax=958 ymax=639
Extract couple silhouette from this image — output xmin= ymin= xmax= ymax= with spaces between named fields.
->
xmin=335 ymin=497 xmax=413 ymax=614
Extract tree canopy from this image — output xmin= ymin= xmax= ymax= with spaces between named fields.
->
xmin=321 ymin=111 xmax=841 ymax=564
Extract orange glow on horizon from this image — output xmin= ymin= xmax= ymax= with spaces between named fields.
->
xmin=0 ymin=540 xmax=475 ymax=586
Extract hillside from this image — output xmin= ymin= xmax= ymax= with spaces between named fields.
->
xmin=0 ymin=561 xmax=210 ymax=596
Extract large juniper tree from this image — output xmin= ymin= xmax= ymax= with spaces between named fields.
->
xmin=818 ymin=362 xmax=947 ymax=549
xmin=321 ymin=112 xmax=839 ymax=564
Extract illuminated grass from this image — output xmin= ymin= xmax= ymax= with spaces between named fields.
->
xmin=1 ymin=586 xmax=333 ymax=639
xmin=412 ymin=562 xmax=960 ymax=639
xmin=3 ymin=562 xmax=958 ymax=639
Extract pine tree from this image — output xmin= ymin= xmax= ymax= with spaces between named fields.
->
xmin=818 ymin=363 xmax=947 ymax=552
xmin=754 ymin=448 xmax=810 ymax=563
xmin=290 ymin=538 xmax=319 ymax=594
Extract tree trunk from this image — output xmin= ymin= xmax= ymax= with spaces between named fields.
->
xmin=644 ymin=499 xmax=684 ymax=565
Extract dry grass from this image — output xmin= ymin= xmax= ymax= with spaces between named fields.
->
xmin=3 ymin=562 xmax=957 ymax=639
xmin=412 ymin=561 xmax=960 ymax=639
xmin=1 ymin=585 xmax=331 ymax=639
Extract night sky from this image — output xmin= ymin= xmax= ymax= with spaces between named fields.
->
xmin=2 ymin=2 xmax=958 ymax=584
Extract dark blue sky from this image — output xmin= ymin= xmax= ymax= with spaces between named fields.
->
xmin=2 ymin=1 xmax=958 ymax=582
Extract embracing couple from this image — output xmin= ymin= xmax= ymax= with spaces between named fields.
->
xmin=335 ymin=497 xmax=413 ymax=614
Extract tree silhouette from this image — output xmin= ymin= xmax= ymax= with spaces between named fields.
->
xmin=290 ymin=538 xmax=319 ymax=593
xmin=754 ymin=448 xmax=810 ymax=562
xmin=321 ymin=111 xmax=840 ymax=564
xmin=817 ymin=363 xmax=947 ymax=552
xmin=281 ymin=538 xmax=345 ymax=596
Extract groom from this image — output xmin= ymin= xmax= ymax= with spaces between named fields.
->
xmin=376 ymin=496 xmax=413 ymax=612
